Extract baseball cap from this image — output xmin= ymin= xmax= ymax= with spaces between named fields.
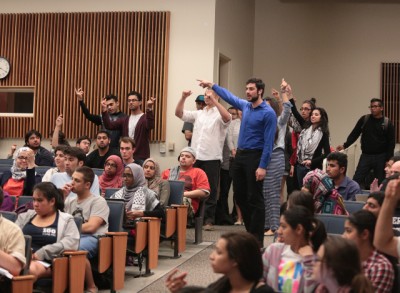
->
xmin=195 ymin=95 xmax=205 ymax=103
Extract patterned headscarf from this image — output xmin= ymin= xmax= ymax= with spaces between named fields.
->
xmin=121 ymin=163 xmax=147 ymax=203
xmin=303 ymin=169 xmax=348 ymax=215
xmin=11 ymin=147 xmax=31 ymax=180
xmin=143 ymin=158 xmax=163 ymax=195
xmin=99 ymin=155 xmax=124 ymax=193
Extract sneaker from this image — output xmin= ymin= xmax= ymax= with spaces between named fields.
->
xmin=203 ymin=223 xmax=214 ymax=231
xmin=234 ymin=220 xmax=243 ymax=226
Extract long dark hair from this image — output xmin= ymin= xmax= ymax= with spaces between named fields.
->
xmin=33 ymin=182 xmax=64 ymax=211
xmin=208 ymin=232 xmax=263 ymax=292
xmin=322 ymin=236 xmax=372 ymax=292
xmin=312 ymin=107 xmax=329 ymax=135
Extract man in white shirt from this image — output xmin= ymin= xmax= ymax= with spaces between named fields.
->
xmin=175 ymin=88 xmax=231 ymax=230
xmin=51 ymin=147 xmax=100 ymax=198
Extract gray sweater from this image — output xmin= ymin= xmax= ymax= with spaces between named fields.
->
xmin=16 ymin=210 xmax=80 ymax=261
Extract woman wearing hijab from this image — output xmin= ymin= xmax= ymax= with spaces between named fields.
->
xmin=143 ymin=158 xmax=170 ymax=207
xmin=111 ymin=163 xmax=164 ymax=222
xmin=0 ymin=147 xmax=42 ymax=201
xmin=98 ymin=155 xmax=124 ymax=195
xmin=302 ymin=169 xmax=348 ymax=215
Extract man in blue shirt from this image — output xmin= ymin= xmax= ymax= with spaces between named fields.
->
xmin=198 ymin=78 xmax=276 ymax=244
xmin=326 ymin=152 xmax=361 ymax=201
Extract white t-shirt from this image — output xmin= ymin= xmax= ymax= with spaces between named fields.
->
xmin=51 ymin=172 xmax=100 ymax=198
xmin=277 ymin=245 xmax=304 ymax=293
xmin=129 ymin=113 xmax=144 ymax=138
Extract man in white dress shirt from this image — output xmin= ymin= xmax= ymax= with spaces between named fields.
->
xmin=175 ymin=88 xmax=231 ymax=230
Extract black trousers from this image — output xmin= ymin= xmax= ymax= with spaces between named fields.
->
xmin=231 ymin=150 xmax=265 ymax=244
xmin=194 ymin=159 xmax=221 ymax=225
xmin=353 ymin=153 xmax=386 ymax=189
xmin=215 ymin=168 xmax=234 ymax=225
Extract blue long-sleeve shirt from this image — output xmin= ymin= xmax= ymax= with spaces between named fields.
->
xmin=212 ymin=84 xmax=277 ymax=169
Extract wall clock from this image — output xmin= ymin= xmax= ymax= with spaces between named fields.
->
xmin=0 ymin=57 xmax=10 ymax=79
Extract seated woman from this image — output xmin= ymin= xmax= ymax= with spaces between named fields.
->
xmin=15 ymin=182 xmax=80 ymax=281
xmin=111 ymin=163 xmax=164 ymax=222
xmin=99 ymin=155 xmax=124 ymax=196
xmin=313 ymin=236 xmax=373 ymax=292
xmin=166 ymin=231 xmax=274 ymax=293
xmin=0 ymin=147 xmax=41 ymax=203
xmin=42 ymin=145 xmax=67 ymax=182
xmin=343 ymin=210 xmax=394 ymax=293
xmin=262 ymin=206 xmax=326 ymax=292
xmin=302 ymin=169 xmax=348 ymax=215
xmin=143 ymin=158 xmax=170 ymax=207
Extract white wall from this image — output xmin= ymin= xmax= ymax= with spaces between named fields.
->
xmin=253 ymin=0 xmax=400 ymax=174
xmin=0 ymin=0 xmax=217 ymax=171
xmin=214 ymin=0 xmax=255 ymax=95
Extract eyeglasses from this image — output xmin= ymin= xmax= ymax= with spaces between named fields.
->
xmin=105 ymin=163 xmax=117 ymax=168
xmin=369 ymin=105 xmax=381 ymax=109
xmin=300 ymin=107 xmax=311 ymax=111
xmin=17 ymin=156 xmax=28 ymax=160
xmin=122 ymin=173 xmax=134 ymax=178
xmin=128 ymin=99 xmax=139 ymax=103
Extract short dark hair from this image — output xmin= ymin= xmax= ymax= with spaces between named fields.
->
xmin=368 ymin=191 xmax=384 ymax=206
xmin=64 ymin=147 xmax=86 ymax=163
xmin=287 ymin=190 xmax=315 ymax=214
xmin=327 ymin=152 xmax=348 ymax=173
xmin=33 ymin=182 xmax=65 ymax=211
xmin=246 ymin=78 xmax=265 ymax=97
xmin=25 ymin=130 xmax=42 ymax=144
xmin=54 ymin=145 xmax=68 ymax=154
xmin=389 ymin=156 xmax=400 ymax=163
xmin=96 ymin=130 xmax=110 ymax=139
xmin=119 ymin=136 xmax=135 ymax=148
xmin=127 ymin=91 xmax=142 ymax=102
xmin=347 ymin=210 xmax=376 ymax=244
xmin=370 ymin=98 xmax=383 ymax=107
xmin=74 ymin=166 xmax=95 ymax=187
xmin=105 ymin=94 xmax=118 ymax=102
xmin=76 ymin=135 xmax=91 ymax=145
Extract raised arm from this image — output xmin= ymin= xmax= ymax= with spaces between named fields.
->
xmin=175 ymin=90 xmax=192 ymax=119
xmin=51 ymin=114 xmax=63 ymax=149
xmin=75 ymin=87 xmax=102 ymax=125
xmin=208 ymin=90 xmax=231 ymax=123
xmin=101 ymin=98 xmax=124 ymax=130
xmin=374 ymin=178 xmax=400 ymax=257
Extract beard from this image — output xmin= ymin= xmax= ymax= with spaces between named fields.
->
xmin=249 ymin=95 xmax=259 ymax=103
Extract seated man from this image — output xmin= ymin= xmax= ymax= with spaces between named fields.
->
xmin=326 ymin=152 xmax=361 ymax=201
xmin=24 ymin=129 xmax=54 ymax=166
xmin=76 ymin=136 xmax=92 ymax=155
xmin=64 ymin=166 xmax=110 ymax=293
xmin=85 ymin=130 xmax=120 ymax=169
xmin=0 ymin=187 xmax=26 ymax=288
xmin=51 ymin=147 xmax=100 ymax=198
xmin=119 ymin=137 xmax=136 ymax=166
xmin=161 ymin=147 xmax=210 ymax=223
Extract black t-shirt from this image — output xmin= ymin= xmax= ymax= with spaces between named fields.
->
xmin=22 ymin=212 xmax=59 ymax=253
xmin=85 ymin=147 xmax=121 ymax=169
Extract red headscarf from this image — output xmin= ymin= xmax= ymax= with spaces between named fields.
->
xmin=99 ymin=155 xmax=124 ymax=193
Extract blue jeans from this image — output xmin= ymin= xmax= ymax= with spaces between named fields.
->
xmin=79 ymin=234 xmax=99 ymax=259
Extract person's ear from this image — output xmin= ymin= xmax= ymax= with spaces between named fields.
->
xmin=78 ymin=161 xmax=84 ymax=167
xmin=339 ymin=166 xmax=346 ymax=175
xmin=361 ymin=229 xmax=370 ymax=241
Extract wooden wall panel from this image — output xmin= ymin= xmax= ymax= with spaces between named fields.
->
xmin=381 ymin=63 xmax=400 ymax=143
xmin=0 ymin=11 xmax=170 ymax=142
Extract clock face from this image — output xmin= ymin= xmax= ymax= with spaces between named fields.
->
xmin=0 ymin=57 xmax=10 ymax=79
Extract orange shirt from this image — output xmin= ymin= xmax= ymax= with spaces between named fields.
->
xmin=3 ymin=178 xmax=24 ymax=196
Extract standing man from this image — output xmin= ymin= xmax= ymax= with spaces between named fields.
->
xmin=337 ymin=98 xmax=395 ymax=189
xmin=85 ymin=130 xmax=120 ymax=169
xmin=101 ymin=91 xmax=155 ymax=166
xmin=181 ymin=95 xmax=206 ymax=146
xmin=175 ymin=89 xmax=231 ymax=230
xmin=326 ymin=152 xmax=361 ymax=201
xmin=75 ymin=89 xmax=127 ymax=149
xmin=24 ymin=130 xmax=54 ymax=166
xmin=119 ymin=137 xmax=136 ymax=166
xmin=198 ymin=78 xmax=276 ymax=244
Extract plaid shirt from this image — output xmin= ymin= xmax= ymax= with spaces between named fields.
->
xmin=362 ymin=250 xmax=394 ymax=293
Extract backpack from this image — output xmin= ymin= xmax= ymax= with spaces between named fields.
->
xmin=361 ymin=114 xmax=389 ymax=132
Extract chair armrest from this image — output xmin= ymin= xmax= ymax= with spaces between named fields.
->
xmin=12 ymin=275 xmax=35 ymax=293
